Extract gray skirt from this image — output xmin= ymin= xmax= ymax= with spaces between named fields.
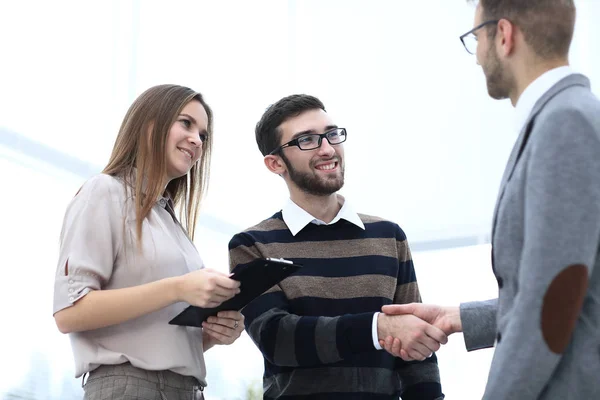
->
xmin=83 ymin=363 xmax=204 ymax=400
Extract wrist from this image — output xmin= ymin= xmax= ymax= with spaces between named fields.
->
xmin=376 ymin=312 xmax=387 ymax=339
xmin=166 ymin=275 xmax=184 ymax=303
xmin=202 ymin=330 xmax=216 ymax=351
xmin=443 ymin=306 xmax=462 ymax=334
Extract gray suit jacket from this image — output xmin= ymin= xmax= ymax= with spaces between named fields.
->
xmin=460 ymin=74 xmax=600 ymax=399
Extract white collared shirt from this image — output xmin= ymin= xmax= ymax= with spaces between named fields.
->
xmin=514 ymin=66 xmax=574 ymax=132
xmin=281 ymin=195 xmax=365 ymax=236
xmin=281 ymin=196 xmax=384 ymax=350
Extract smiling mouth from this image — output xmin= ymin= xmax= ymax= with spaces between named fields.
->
xmin=178 ymin=148 xmax=194 ymax=159
xmin=315 ymin=161 xmax=338 ymax=171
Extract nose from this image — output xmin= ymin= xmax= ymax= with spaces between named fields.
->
xmin=317 ymin=137 xmax=336 ymax=157
xmin=188 ymin=135 xmax=202 ymax=148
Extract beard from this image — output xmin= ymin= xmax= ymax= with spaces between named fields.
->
xmin=281 ymin=153 xmax=345 ymax=196
xmin=482 ymin=41 xmax=514 ymax=100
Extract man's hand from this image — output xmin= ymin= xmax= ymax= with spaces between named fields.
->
xmin=377 ymin=313 xmax=448 ymax=361
xmin=379 ymin=303 xmax=461 ymax=361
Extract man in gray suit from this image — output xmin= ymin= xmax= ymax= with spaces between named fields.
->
xmin=381 ymin=0 xmax=600 ymax=399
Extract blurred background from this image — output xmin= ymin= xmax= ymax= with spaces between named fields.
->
xmin=1 ymin=0 xmax=598 ymax=399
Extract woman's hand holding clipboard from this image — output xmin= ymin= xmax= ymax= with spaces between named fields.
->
xmin=169 ymin=258 xmax=302 ymax=327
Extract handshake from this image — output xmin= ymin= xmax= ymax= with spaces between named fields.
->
xmin=377 ymin=303 xmax=462 ymax=361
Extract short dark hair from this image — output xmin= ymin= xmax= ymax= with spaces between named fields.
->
xmin=255 ymin=94 xmax=326 ymax=156
xmin=475 ymin=0 xmax=575 ymax=59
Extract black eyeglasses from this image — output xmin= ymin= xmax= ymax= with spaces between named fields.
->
xmin=269 ymin=128 xmax=347 ymax=155
xmin=459 ymin=20 xmax=499 ymax=55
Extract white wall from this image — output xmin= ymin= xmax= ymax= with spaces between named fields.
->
xmin=0 ymin=1 xmax=598 ymax=399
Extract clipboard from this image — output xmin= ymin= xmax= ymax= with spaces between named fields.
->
xmin=169 ymin=257 xmax=302 ymax=327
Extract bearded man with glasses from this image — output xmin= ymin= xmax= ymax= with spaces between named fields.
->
xmin=228 ymin=94 xmax=446 ymax=399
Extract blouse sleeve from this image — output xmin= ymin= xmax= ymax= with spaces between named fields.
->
xmin=53 ymin=174 xmax=124 ymax=314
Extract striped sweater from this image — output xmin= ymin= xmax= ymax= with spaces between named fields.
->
xmin=229 ymin=211 xmax=443 ymax=399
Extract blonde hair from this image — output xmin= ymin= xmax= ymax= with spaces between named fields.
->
xmin=103 ymin=84 xmax=213 ymax=243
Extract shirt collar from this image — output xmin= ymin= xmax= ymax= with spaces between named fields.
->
xmin=281 ymin=195 xmax=365 ymax=236
xmin=122 ymin=168 xmax=171 ymax=206
xmin=514 ymin=66 xmax=574 ymax=132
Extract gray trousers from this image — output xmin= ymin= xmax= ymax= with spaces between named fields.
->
xmin=83 ymin=363 xmax=204 ymax=400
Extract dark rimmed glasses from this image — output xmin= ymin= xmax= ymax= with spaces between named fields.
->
xmin=269 ymin=128 xmax=347 ymax=155
xmin=459 ymin=20 xmax=499 ymax=55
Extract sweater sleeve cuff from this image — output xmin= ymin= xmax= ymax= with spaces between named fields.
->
xmin=402 ymin=382 xmax=444 ymax=400
xmin=337 ymin=312 xmax=378 ymax=355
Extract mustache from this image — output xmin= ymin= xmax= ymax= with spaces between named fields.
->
xmin=311 ymin=156 xmax=341 ymax=166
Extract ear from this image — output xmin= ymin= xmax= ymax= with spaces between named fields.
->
xmin=496 ymin=18 xmax=515 ymax=57
xmin=264 ymin=154 xmax=287 ymax=175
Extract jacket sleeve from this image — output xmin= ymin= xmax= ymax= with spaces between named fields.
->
xmin=460 ymin=299 xmax=498 ymax=351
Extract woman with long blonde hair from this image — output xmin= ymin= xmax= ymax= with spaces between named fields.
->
xmin=53 ymin=84 xmax=243 ymax=399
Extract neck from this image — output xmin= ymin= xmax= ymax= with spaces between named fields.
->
xmin=509 ymin=57 xmax=569 ymax=106
xmin=289 ymin=188 xmax=341 ymax=223
xmin=163 ymin=173 xmax=174 ymax=193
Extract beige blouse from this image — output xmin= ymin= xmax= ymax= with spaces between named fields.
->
xmin=53 ymin=173 xmax=207 ymax=385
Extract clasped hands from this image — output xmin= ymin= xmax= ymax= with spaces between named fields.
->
xmin=377 ymin=303 xmax=462 ymax=361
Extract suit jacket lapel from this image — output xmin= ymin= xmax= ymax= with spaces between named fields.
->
xmin=490 ymin=74 xmax=591 ymax=256
xmin=491 ymin=120 xmax=532 ymax=228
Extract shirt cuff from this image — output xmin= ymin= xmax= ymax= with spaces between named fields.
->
xmin=372 ymin=312 xmax=382 ymax=350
